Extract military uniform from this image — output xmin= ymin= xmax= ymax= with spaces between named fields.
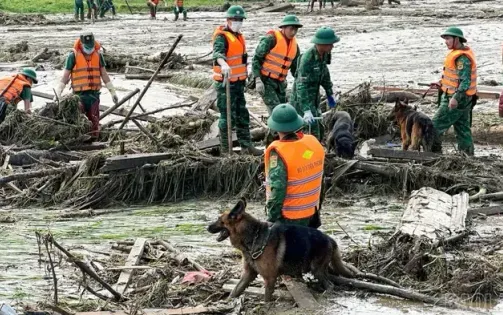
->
xmin=432 ymin=27 xmax=477 ymax=155
xmin=0 ymin=68 xmax=37 ymax=123
xmin=173 ymin=0 xmax=187 ymax=21
xmin=290 ymin=27 xmax=340 ymax=141
xmin=212 ymin=6 xmax=261 ymax=155
xmin=265 ymin=103 xmax=325 ymax=228
xmin=75 ymin=0 xmax=85 ymax=20
xmin=252 ymin=15 xmax=302 ymax=114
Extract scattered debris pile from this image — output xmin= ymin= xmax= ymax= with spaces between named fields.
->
xmin=0 ymin=12 xmax=47 ymax=25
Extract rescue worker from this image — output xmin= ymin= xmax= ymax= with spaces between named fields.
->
xmin=431 ymin=27 xmax=477 ymax=155
xmin=212 ymin=5 xmax=262 ymax=156
xmin=252 ymin=14 xmax=302 ymax=115
xmin=265 ymin=103 xmax=325 ymax=228
xmin=290 ymin=26 xmax=340 ymax=141
xmin=173 ymin=0 xmax=187 ymax=21
xmin=0 ymin=68 xmax=38 ymax=123
xmin=54 ymin=32 xmax=119 ymax=140
xmin=75 ymin=0 xmax=85 ymax=21
xmin=98 ymin=0 xmax=116 ymax=18
xmin=86 ymin=0 xmax=98 ymax=20
xmin=147 ymin=0 xmax=161 ymax=19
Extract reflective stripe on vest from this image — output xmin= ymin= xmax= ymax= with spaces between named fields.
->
xmin=264 ymin=133 xmax=325 ymax=220
xmin=70 ymin=39 xmax=102 ymax=92
xmin=260 ymin=30 xmax=297 ymax=81
xmin=212 ymin=26 xmax=247 ymax=83
xmin=440 ymin=47 xmax=477 ymax=96
xmin=0 ymin=75 xmax=31 ymax=105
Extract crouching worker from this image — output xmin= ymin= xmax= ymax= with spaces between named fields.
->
xmin=0 ymin=68 xmax=38 ymax=123
xmin=55 ymin=32 xmax=118 ymax=141
xmin=265 ymin=103 xmax=325 ymax=228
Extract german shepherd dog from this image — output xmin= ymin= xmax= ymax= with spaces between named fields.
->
xmin=389 ymin=99 xmax=435 ymax=152
xmin=326 ymin=111 xmax=356 ymax=159
xmin=207 ymin=198 xmax=355 ymax=302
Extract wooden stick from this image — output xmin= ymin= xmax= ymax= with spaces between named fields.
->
xmin=0 ymin=165 xmax=78 ymax=185
xmin=131 ymin=119 xmax=160 ymax=146
xmin=225 ymin=77 xmax=232 ymax=154
xmin=125 ymin=65 xmax=155 ymax=73
xmin=100 ymin=88 xmax=140 ymax=121
xmin=116 ymin=35 xmax=183 ymax=133
xmin=156 ymin=239 xmax=207 ymax=272
xmin=44 ymin=237 xmax=58 ymax=303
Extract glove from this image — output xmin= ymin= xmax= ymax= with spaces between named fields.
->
xmin=53 ymin=82 xmax=66 ymax=101
xmin=303 ymin=110 xmax=314 ymax=124
xmin=499 ymin=92 xmax=503 ymax=118
xmin=327 ymin=93 xmax=339 ymax=109
xmin=106 ymin=81 xmax=119 ymax=104
xmin=175 ymin=6 xmax=179 ymax=12
xmin=255 ymin=78 xmax=265 ymax=96
xmin=217 ymin=58 xmax=230 ymax=79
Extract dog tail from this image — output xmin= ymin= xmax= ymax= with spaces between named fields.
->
xmin=420 ymin=117 xmax=435 ymax=152
xmin=330 ymin=239 xmax=356 ymax=278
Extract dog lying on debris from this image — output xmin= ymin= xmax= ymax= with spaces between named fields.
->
xmin=389 ymin=99 xmax=435 ymax=152
xmin=326 ymin=111 xmax=356 ymax=159
xmin=207 ymin=198 xmax=355 ymax=301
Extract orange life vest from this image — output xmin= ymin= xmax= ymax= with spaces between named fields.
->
xmin=0 ymin=74 xmax=31 ymax=105
xmin=260 ymin=30 xmax=297 ymax=81
xmin=440 ymin=47 xmax=477 ymax=96
xmin=71 ymin=39 xmax=102 ymax=93
xmin=151 ymin=0 xmax=159 ymax=5
xmin=212 ymin=26 xmax=248 ymax=83
xmin=264 ymin=133 xmax=325 ymax=220
xmin=175 ymin=0 xmax=183 ymax=6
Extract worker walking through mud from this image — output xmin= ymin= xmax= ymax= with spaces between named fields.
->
xmin=173 ymin=0 xmax=187 ymax=21
xmin=290 ymin=26 xmax=340 ymax=141
xmin=55 ymin=32 xmax=119 ymax=141
xmin=431 ymin=27 xmax=477 ymax=156
xmin=265 ymin=103 xmax=325 ymax=228
xmin=0 ymin=68 xmax=38 ymax=123
xmin=147 ymin=0 xmax=162 ymax=19
xmin=86 ymin=0 xmax=98 ymax=19
xmin=212 ymin=5 xmax=262 ymax=156
xmin=252 ymin=14 xmax=302 ymax=146
xmin=75 ymin=0 xmax=85 ymax=21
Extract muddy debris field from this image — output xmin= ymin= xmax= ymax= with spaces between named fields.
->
xmin=1 ymin=0 xmax=503 ymax=315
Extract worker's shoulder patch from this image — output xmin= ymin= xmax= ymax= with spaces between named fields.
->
xmin=269 ymin=154 xmax=278 ymax=168
xmin=456 ymin=60 xmax=464 ymax=70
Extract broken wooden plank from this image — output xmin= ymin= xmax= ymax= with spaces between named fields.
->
xmin=115 ymin=238 xmax=146 ymax=295
xmin=259 ymin=3 xmax=295 ymax=12
xmin=99 ymin=104 xmax=156 ymax=123
xmin=222 ymin=282 xmax=292 ymax=300
xmin=369 ymin=148 xmax=441 ymax=162
xmin=191 ymin=85 xmax=217 ymax=112
xmin=100 ymin=153 xmax=175 ymax=173
xmin=467 ymin=206 xmax=503 ymax=218
xmin=281 ymin=276 xmax=319 ymax=309
xmin=125 ymin=73 xmax=172 ymax=80
xmin=76 ymin=306 xmax=228 ymax=315
xmin=195 ymin=133 xmax=238 ymax=150
xmin=398 ymin=187 xmax=468 ymax=241
xmin=373 ymin=86 xmax=500 ymax=100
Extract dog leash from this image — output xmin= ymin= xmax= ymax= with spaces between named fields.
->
xmin=250 ymin=227 xmax=272 ymax=260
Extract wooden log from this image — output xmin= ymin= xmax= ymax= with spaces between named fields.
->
xmin=373 ymin=85 xmax=501 ymax=100
xmin=50 ymin=142 xmax=108 ymax=152
xmin=475 ymin=191 xmax=503 ymax=201
xmin=368 ymin=148 xmax=441 ymax=162
xmin=281 ymin=276 xmax=319 ymax=309
xmin=100 ymin=152 xmax=175 ymax=173
xmin=125 ymin=65 xmax=155 ymax=73
xmin=32 ymin=90 xmax=54 ymax=100
xmin=195 ymin=133 xmax=238 ymax=151
xmin=100 ymin=88 xmax=141 ymax=120
xmin=76 ymin=306 xmax=231 ymax=315
xmin=115 ymin=238 xmax=146 ymax=294
xmin=156 ymin=239 xmax=206 ymax=272
xmin=125 ymin=73 xmax=172 ymax=80
xmin=259 ymin=3 xmax=295 ymax=12
xmin=0 ymin=165 xmax=78 ymax=185
xmin=8 ymin=149 xmax=80 ymax=166
xmin=467 ymin=206 xmax=503 ymax=217
xmin=99 ymin=104 xmax=156 ymax=122
xmin=398 ymin=187 xmax=468 ymax=241
xmin=191 ymin=86 xmax=217 ymax=112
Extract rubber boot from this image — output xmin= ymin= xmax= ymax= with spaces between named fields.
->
xmin=74 ymin=13 xmax=79 ymax=21
xmin=240 ymin=146 xmax=263 ymax=156
xmin=94 ymin=8 xmax=98 ymax=19
xmin=80 ymin=10 xmax=85 ymax=20
xmin=183 ymin=11 xmax=187 ymax=21
xmin=87 ymin=8 xmax=92 ymax=19
xmin=174 ymin=13 xmax=179 ymax=21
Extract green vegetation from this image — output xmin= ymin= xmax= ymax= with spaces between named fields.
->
xmin=0 ymin=0 xmax=224 ymax=14
xmin=362 ymin=224 xmax=387 ymax=231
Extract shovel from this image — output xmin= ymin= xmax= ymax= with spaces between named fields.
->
xmin=225 ymin=74 xmax=232 ymax=154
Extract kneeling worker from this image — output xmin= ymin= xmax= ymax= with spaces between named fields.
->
xmin=0 ymin=68 xmax=38 ymax=123
xmin=265 ymin=103 xmax=325 ymax=228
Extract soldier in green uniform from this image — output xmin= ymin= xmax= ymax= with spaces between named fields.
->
xmin=265 ymin=103 xmax=324 ymax=227
xmin=431 ymin=27 xmax=477 ymax=155
xmin=290 ymin=26 xmax=340 ymax=141
xmin=212 ymin=5 xmax=262 ymax=156
xmin=75 ymin=0 xmax=85 ymax=21
xmin=0 ymin=68 xmax=38 ymax=123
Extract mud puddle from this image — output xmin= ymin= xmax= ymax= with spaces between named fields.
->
xmin=1 ymin=192 xmax=502 ymax=314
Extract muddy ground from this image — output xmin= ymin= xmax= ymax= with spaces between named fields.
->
xmin=1 ymin=0 xmax=503 ymax=314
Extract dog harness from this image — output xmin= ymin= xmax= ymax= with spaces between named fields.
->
xmin=212 ymin=26 xmax=248 ymax=83
xmin=260 ymin=30 xmax=297 ymax=82
xmin=265 ymin=133 xmax=325 ymax=220
xmin=71 ymin=39 xmax=102 ymax=92
xmin=441 ymin=47 xmax=477 ymax=96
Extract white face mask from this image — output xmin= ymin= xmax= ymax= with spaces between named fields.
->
xmin=82 ymin=46 xmax=95 ymax=55
xmin=229 ymin=21 xmax=243 ymax=33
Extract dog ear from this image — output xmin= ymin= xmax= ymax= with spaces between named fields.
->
xmin=229 ymin=198 xmax=246 ymax=220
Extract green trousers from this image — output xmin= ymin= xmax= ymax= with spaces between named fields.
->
xmin=174 ymin=6 xmax=187 ymax=20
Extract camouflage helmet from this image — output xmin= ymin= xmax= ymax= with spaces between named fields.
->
xmin=20 ymin=68 xmax=38 ymax=84
xmin=279 ymin=15 xmax=303 ymax=28
xmin=441 ymin=27 xmax=466 ymax=43
xmin=267 ymin=103 xmax=304 ymax=133
xmin=226 ymin=5 xmax=247 ymax=19
xmin=311 ymin=26 xmax=340 ymax=45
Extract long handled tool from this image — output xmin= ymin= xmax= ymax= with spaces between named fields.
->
xmin=225 ymin=75 xmax=233 ymax=154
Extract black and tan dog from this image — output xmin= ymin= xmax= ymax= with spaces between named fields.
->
xmin=326 ymin=111 xmax=356 ymax=159
xmin=389 ymin=99 xmax=435 ymax=152
xmin=207 ymin=198 xmax=355 ymax=302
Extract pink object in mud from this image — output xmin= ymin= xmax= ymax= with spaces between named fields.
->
xmin=181 ymin=270 xmax=212 ymax=285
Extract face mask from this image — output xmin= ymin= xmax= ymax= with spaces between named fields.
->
xmin=230 ymin=21 xmax=243 ymax=33
xmin=82 ymin=46 xmax=95 ymax=55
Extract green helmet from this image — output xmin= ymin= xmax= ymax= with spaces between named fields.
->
xmin=311 ymin=26 xmax=340 ymax=45
xmin=279 ymin=15 xmax=303 ymax=28
xmin=80 ymin=32 xmax=95 ymax=50
xmin=20 ymin=68 xmax=38 ymax=84
xmin=267 ymin=103 xmax=304 ymax=133
xmin=226 ymin=5 xmax=247 ymax=19
xmin=441 ymin=27 xmax=466 ymax=43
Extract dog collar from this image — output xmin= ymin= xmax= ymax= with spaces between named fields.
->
xmin=250 ymin=226 xmax=272 ymax=260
